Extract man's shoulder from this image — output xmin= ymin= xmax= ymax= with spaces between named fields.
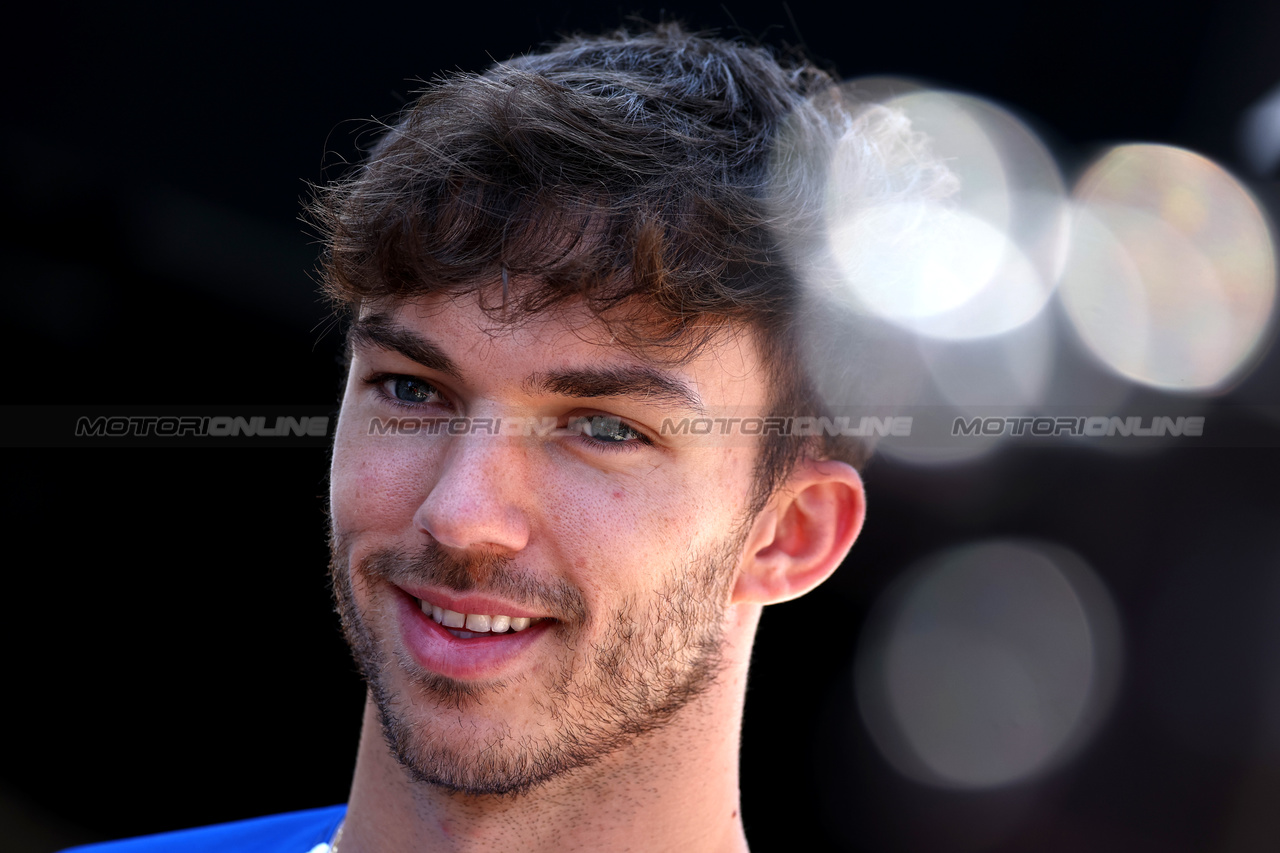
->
xmin=61 ymin=805 xmax=347 ymax=853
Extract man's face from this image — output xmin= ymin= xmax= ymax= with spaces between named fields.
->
xmin=328 ymin=291 xmax=770 ymax=795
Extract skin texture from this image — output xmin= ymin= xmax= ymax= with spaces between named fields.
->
xmin=328 ymin=289 xmax=865 ymax=852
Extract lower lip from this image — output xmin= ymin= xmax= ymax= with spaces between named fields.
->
xmin=395 ymin=588 xmax=551 ymax=681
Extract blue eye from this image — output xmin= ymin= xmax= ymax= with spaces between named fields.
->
xmin=571 ymin=415 xmax=643 ymax=444
xmin=386 ymin=376 xmax=441 ymax=405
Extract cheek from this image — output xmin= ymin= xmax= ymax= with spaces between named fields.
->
xmin=550 ymin=457 xmax=748 ymax=586
xmin=526 ymin=468 xmax=670 ymax=595
xmin=330 ymin=416 xmax=431 ymax=536
xmin=717 ymin=447 xmax=759 ymax=514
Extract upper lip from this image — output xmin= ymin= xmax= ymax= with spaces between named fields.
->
xmin=397 ymin=584 xmax=550 ymax=620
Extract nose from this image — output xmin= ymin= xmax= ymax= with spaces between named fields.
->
xmin=413 ymin=432 xmax=531 ymax=554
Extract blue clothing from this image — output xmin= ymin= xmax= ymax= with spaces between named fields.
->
xmin=62 ymin=805 xmax=347 ymax=852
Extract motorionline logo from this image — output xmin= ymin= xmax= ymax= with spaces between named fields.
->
xmin=75 ymin=415 xmax=331 ymax=438
xmin=952 ymin=415 xmax=1205 ymax=438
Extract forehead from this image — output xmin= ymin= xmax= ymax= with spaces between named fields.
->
xmin=351 ymin=293 xmax=769 ymax=409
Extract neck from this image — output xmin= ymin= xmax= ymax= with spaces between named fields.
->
xmin=340 ymin=605 xmax=760 ymax=853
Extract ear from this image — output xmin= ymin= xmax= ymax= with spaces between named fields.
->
xmin=732 ymin=458 xmax=866 ymax=605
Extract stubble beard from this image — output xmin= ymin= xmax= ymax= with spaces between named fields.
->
xmin=328 ymin=528 xmax=743 ymax=798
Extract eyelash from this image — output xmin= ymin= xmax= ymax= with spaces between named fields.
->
xmin=361 ymin=372 xmax=653 ymax=453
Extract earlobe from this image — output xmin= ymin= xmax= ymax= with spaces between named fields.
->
xmin=732 ymin=459 xmax=866 ymax=605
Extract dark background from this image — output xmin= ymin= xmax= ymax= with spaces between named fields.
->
xmin=5 ymin=1 xmax=1280 ymax=851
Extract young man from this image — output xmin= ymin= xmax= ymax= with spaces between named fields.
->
xmin=69 ymin=22 xmax=947 ymax=852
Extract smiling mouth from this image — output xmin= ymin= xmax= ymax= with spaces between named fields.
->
xmin=418 ymin=599 xmax=550 ymax=639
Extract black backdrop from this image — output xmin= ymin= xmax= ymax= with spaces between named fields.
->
xmin=6 ymin=2 xmax=1280 ymax=851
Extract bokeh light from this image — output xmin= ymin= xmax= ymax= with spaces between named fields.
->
xmin=920 ymin=310 xmax=1056 ymax=412
xmin=1059 ymin=144 xmax=1276 ymax=392
xmin=823 ymin=86 xmax=1069 ymax=341
xmin=856 ymin=540 xmax=1122 ymax=789
xmin=1240 ymin=81 xmax=1280 ymax=178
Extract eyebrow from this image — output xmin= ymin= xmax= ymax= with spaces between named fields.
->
xmin=348 ymin=315 xmax=461 ymax=378
xmin=529 ymin=367 xmax=706 ymax=415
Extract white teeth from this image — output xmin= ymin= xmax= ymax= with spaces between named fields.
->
xmin=419 ymin=601 xmax=538 ymax=634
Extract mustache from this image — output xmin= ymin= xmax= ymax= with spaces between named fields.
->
xmin=357 ymin=541 xmax=587 ymax=623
